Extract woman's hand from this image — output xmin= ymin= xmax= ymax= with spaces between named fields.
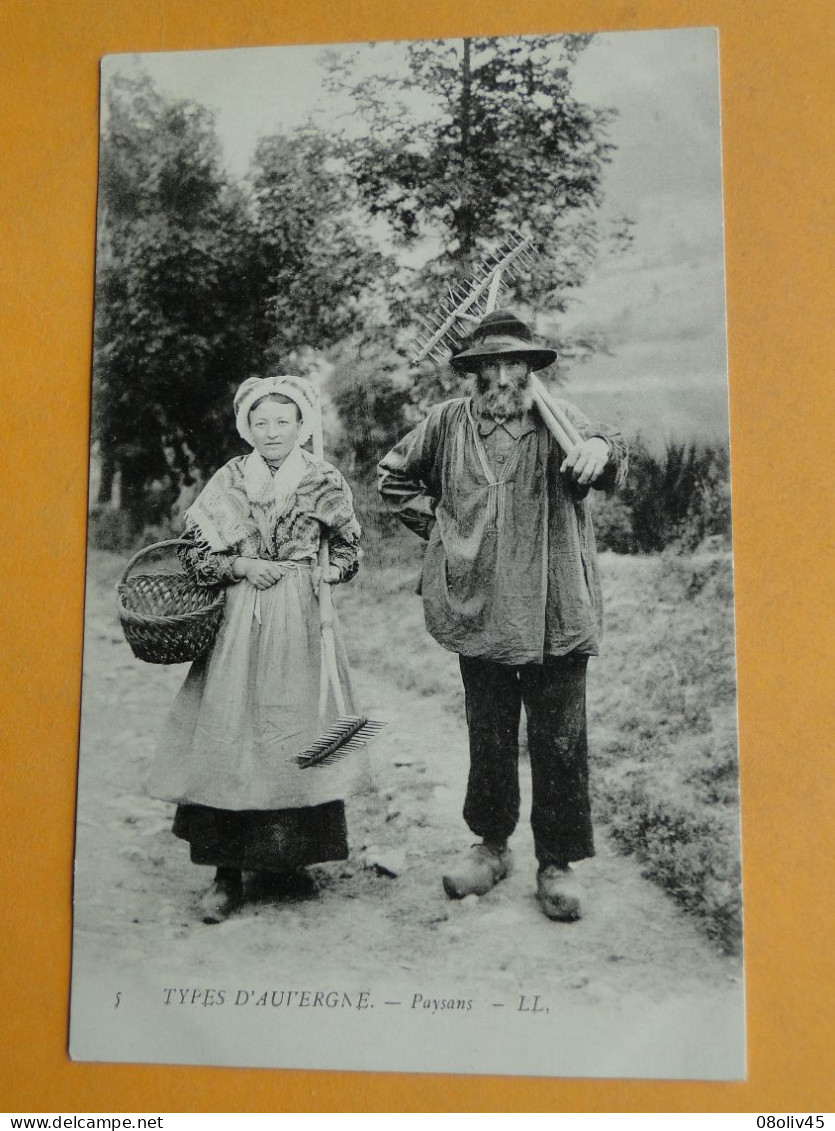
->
xmin=311 ymin=564 xmax=341 ymax=589
xmin=234 ymin=558 xmax=286 ymax=590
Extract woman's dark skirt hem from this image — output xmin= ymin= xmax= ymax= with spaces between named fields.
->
xmin=173 ymin=800 xmax=349 ymax=872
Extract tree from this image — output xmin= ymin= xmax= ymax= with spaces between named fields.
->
xmin=94 ymin=73 xmax=260 ymax=534
xmin=324 ymin=35 xmax=619 ymax=311
xmin=247 ymin=129 xmax=394 ymax=368
xmin=318 ymin=35 xmax=628 ymax=471
xmin=94 ymin=78 xmax=393 ymax=539
xmin=327 ymin=329 xmax=417 ymax=470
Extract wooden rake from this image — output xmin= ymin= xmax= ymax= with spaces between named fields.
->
xmin=291 ymin=379 xmax=385 ymax=770
xmin=411 ymin=231 xmax=583 ymax=458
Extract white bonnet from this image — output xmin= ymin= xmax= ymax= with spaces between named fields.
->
xmin=234 ymin=375 xmax=318 ymax=447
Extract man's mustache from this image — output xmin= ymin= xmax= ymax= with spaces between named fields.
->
xmin=475 ymin=379 xmax=534 ymax=420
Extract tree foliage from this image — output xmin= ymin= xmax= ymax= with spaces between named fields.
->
xmin=324 ymin=35 xmax=618 ymax=308
xmin=248 ymin=129 xmax=394 ymax=369
xmin=94 ymin=74 xmax=259 ymax=532
xmin=91 ymin=55 xmax=640 ymax=542
xmin=327 ymin=330 xmax=418 ymax=471
xmin=319 ymin=35 xmax=626 ymax=471
xmin=93 ymin=76 xmax=393 ymax=538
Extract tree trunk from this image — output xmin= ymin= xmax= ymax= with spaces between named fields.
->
xmin=456 ymin=38 xmax=476 ymax=272
xmin=119 ymin=461 xmax=148 ymax=537
xmin=97 ymin=454 xmax=116 ymax=505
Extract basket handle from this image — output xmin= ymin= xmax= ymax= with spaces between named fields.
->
xmin=119 ymin=538 xmax=190 ymax=586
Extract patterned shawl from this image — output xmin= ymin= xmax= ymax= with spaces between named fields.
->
xmin=185 ymin=447 xmax=309 ymax=554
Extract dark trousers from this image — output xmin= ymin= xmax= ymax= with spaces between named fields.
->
xmin=458 ymin=654 xmax=594 ymax=867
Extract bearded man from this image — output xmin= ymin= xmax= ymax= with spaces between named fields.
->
xmin=377 ymin=310 xmax=627 ymax=921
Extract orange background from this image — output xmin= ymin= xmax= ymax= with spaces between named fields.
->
xmin=2 ymin=0 xmax=833 ymax=1114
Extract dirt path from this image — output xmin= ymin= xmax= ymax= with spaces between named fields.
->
xmin=74 ymin=554 xmax=742 ymax=1023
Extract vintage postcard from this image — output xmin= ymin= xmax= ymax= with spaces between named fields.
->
xmin=70 ymin=26 xmax=745 ymax=1078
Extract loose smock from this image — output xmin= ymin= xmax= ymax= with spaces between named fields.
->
xmin=377 ymin=397 xmax=627 ymax=665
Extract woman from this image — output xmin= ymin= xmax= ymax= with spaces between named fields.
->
xmin=149 ymin=374 xmax=362 ymax=924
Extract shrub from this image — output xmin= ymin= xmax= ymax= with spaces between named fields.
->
xmin=593 ymin=438 xmax=733 ymax=554
xmin=604 ymin=780 xmax=742 ymax=954
xmin=589 ymin=491 xmax=634 ymax=554
xmin=88 ymin=505 xmax=134 ymax=552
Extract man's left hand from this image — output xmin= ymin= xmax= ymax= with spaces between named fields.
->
xmin=560 ymin=437 xmax=610 ymax=486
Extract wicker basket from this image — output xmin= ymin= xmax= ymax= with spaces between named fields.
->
xmin=117 ymin=539 xmax=226 ymax=664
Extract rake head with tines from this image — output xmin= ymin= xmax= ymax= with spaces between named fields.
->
xmin=293 ymin=715 xmax=386 ymax=769
xmin=410 ymin=229 xmax=585 ymax=460
xmin=411 ymin=229 xmax=537 ymax=366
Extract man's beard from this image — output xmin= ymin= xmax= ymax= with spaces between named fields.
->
xmin=474 ymin=374 xmax=533 ymax=422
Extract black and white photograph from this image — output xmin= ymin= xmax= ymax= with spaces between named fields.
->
xmin=71 ymin=26 xmax=745 ymax=1079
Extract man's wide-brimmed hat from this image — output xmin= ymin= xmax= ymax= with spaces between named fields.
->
xmin=450 ymin=310 xmax=558 ymax=373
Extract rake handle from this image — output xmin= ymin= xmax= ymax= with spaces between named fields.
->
xmin=316 ymin=542 xmax=347 ymax=717
xmin=477 ymin=275 xmax=583 ymax=461
xmin=311 ymin=380 xmax=348 ymax=720
xmin=529 ymin=375 xmax=584 ymax=457
xmin=482 ymin=274 xmax=583 ymax=461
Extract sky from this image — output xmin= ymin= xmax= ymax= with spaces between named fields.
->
xmin=102 ymin=27 xmax=729 ymax=443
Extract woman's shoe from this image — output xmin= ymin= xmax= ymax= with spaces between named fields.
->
xmin=254 ymin=868 xmax=317 ymax=899
xmin=199 ymin=870 xmax=244 ymax=924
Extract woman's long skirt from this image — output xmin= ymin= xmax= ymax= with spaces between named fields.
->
xmin=171 ymin=800 xmax=349 ymax=872
xmin=148 ymin=564 xmax=361 ymax=871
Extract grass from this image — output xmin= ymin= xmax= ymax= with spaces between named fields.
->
xmin=94 ymin=488 xmax=743 ymax=954
xmin=345 ymin=500 xmax=743 ymax=954
xmin=337 ymin=537 xmax=465 ymax=719
xmin=587 ymin=551 xmax=742 ymax=954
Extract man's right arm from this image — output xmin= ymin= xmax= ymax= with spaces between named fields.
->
xmin=377 ymin=412 xmax=441 ymax=541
